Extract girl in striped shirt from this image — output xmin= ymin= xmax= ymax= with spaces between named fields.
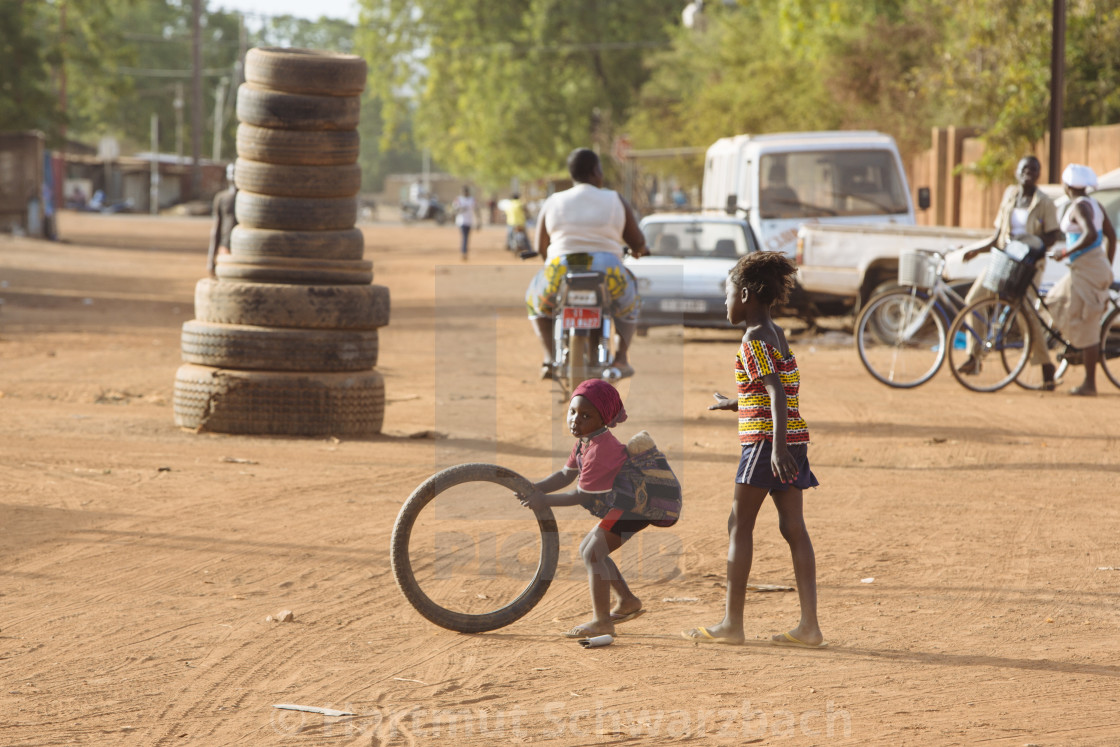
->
xmin=682 ymin=252 xmax=825 ymax=648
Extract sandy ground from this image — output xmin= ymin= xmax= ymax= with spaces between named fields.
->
xmin=1 ymin=211 xmax=1119 ymax=746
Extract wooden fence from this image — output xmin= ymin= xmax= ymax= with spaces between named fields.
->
xmin=909 ymin=123 xmax=1120 ymax=228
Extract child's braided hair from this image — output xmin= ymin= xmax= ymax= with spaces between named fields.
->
xmin=728 ymin=251 xmax=798 ymax=307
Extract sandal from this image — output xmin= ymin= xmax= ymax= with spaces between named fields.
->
xmin=539 ymin=363 xmax=554 ymax=380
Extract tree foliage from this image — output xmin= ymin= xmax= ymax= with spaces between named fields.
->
xmin=9 ymin=0 xmax=1120 ymax=193
xmin=357 ymin=0 xmax=681 ymax=187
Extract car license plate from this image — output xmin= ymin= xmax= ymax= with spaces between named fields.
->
xmin=659 ymin=299 xmax=706 ymax=313
xmin=561 ymin=307 xmax=601 ymax=330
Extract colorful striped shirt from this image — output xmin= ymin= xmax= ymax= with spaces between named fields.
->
xmin=736 ymin=339 xmax=810 ymax=445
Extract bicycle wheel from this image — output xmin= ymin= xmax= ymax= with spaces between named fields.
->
xmin=390 ymin=464 xmax=561 ymax=633
xmin=1098 ymin=307 xmax=1120 ymax=389
xmin=948 ymin=297 xmax=1031 ymax=392
xmin=1010 ymin=334 xmax=1069 ymax=390
xmin=855 ymin=288 xmax=947 ymax=388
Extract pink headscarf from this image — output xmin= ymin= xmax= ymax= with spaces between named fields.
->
xmin=571 ymin=379 xmax=628 ymax=427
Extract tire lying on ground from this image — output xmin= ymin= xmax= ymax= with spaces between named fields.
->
xmin=194 ymin=278 xmax=390 ymax=330
xmin=180 ymin=320 xmax=379 ymax=372
xmin=235 ymin=191 xmax=357 ymax=232
xmin=244 ymin=47 xmax=367 ymax=97
xmin=236 ymin=83 xmax=361 ymax=131
xmin=230 ymin=226 xmax=365 ymax=261
xmin=173 ymin=364 xmax=384 ymax=437
xmin=215 ymin=256 xmax=374 ymax=285
xmin=234 ymin=158 xmax=362 ymax=199
xmin=236 ymin=124 xmax=361 ymax=166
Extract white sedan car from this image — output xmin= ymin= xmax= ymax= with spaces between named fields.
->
xmin=624 ymin=214 xmax=761 ymax=331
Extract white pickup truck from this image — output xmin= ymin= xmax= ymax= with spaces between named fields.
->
xmin=795 ymin=223 xmax=989 ymax=316
xmin=701 ymin=130 xmax=923 ymax=317
xmin=796 ymin=171 xmax=1120 ymax=316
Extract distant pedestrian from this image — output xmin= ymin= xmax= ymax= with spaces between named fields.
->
xmin=452 ymin=186 xmax=479 ymax=260
xmin=208 ymin=163 xmax=237 ymax=278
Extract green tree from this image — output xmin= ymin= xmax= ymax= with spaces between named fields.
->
xmin=358 ymin=0 xmax=681 ymax=187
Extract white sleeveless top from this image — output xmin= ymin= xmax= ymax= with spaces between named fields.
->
xmin=540 ymin=183 xmax=626 ymax=259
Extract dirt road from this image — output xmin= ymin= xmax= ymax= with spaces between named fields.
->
xmin=1 ymin=212 xmax=1118 ymax=745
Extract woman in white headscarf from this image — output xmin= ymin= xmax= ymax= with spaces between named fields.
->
xmin=1047 ymin=164 xmax=1117 ymax=395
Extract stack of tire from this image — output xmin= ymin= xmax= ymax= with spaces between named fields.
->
xmin=173 ymin=47 xmax=389 ymax=437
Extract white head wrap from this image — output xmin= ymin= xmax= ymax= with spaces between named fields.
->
xmin=1061 ymin=163 xmax=1097 ymax=190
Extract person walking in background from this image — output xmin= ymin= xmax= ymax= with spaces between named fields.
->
xmin=452 ymin=186 xmax=479 ymax=261
xmin=957 ymin=155 xmax=1062 ymax=388
xmin=1046 ymin=164 xmax=1117 ymax=396
xmin=208 ymin=163 xmax=237 ymax=278
xmin=682 ymin=252 xmax=825 ymax=648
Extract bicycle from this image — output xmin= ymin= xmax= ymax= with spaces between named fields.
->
xmin=946 ymin=245 xmax=1120 ymax=393
xmin=854 ymin=248 xmax=974 ymax=388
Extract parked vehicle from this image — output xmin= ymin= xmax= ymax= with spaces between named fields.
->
xmin=401 ymin=196 xmax=447 ymax=224
xmin=798 ymin=167 xmax=1120 ymax=318
xmin=626 ymin=213 xmax=758 ymax=331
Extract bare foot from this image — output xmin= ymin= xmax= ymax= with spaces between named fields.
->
xmin=1070 ymin=384 xmax=1097 ymax=396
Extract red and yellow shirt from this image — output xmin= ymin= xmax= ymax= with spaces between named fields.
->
xmin=736 ymin=339 xmax=809 ymax=445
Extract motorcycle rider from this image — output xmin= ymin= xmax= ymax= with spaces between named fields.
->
xmin=525 ymin=148 xmax=649 ymax=379
xmin=505 ymin=192 xmax=530 ymax=253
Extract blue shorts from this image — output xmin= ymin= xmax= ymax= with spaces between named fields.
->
xmin=735 ymin=441 xmax=819 ymax=492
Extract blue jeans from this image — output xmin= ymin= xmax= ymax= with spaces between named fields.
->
xmin=459 ymin=225 xmax=471 ymax=255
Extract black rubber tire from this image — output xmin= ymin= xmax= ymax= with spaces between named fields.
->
xmin=180 ymin=320 xmax=378 ymax=372
xmin=390 ymin=464 xmax=561 ymax=633
xmin=564 ymin=334 xmax=591 ymax=396
xmin=234 ymin=158 xmax=361 ymax=199
xmin=194 ymin=278 xmax=390 ymax=330
xmin=1099 ymin=308 xmax=1120 ymax=389
xmin=215 ymin=256 xmax=374 ymax=285
xmin=235 ymin=191 xmax=357 ymax=231
xmin=245 ymin=47 xmax=367 ymax=97
xmin=173 ymin=364 xmax=384 ymax=437
xmin=236 ymin=123 xmax=360 ymax=166
xmin=230 ymin=226 xmax=365 ymax=261
xmin=236 ymin=83 xmax=360 ymax=131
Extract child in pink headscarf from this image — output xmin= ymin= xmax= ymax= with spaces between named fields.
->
xmin=519 ymin=379 xmax=680 ymax=639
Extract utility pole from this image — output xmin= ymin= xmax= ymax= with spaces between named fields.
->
xmin=174 ymin=83 xmax=184 ymax=162
xmin=212 ymin=76 xmax=229 ymax=162
xmin=150 ymin=114 xmax=160 ymax=215
xmin=190 ymin=0 xmax=203 ymax=199
xmin=1048 ymin=0 xmax=1066 ymax=182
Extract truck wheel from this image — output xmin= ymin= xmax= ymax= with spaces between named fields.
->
xmin=180 ymin=321 xmax=378 ymax=371
xmin=236 ymin=83 xmax=361 ymax=131
xmin=173 ymin=364 xmax=384 ymax=436
xmin=236 ymin=123 xmax=360 ymax=166
xmin=194 ymin=278 xmax=390 ymax=330
xmin=244 ymin=47 xmax=367 ymax=97
xmin=230 ymin=227 xmax=365 ymax=261
xmin=391 ymin=463 xmax=561 ymax=633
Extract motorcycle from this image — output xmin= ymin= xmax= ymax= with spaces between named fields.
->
xmin=507 ymin=225 xmax=533 ymax=256
xmin=542 ymin=255 xmax=624 ymax=395
xmin=401 ymin=197 xmax=448 ymax=225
